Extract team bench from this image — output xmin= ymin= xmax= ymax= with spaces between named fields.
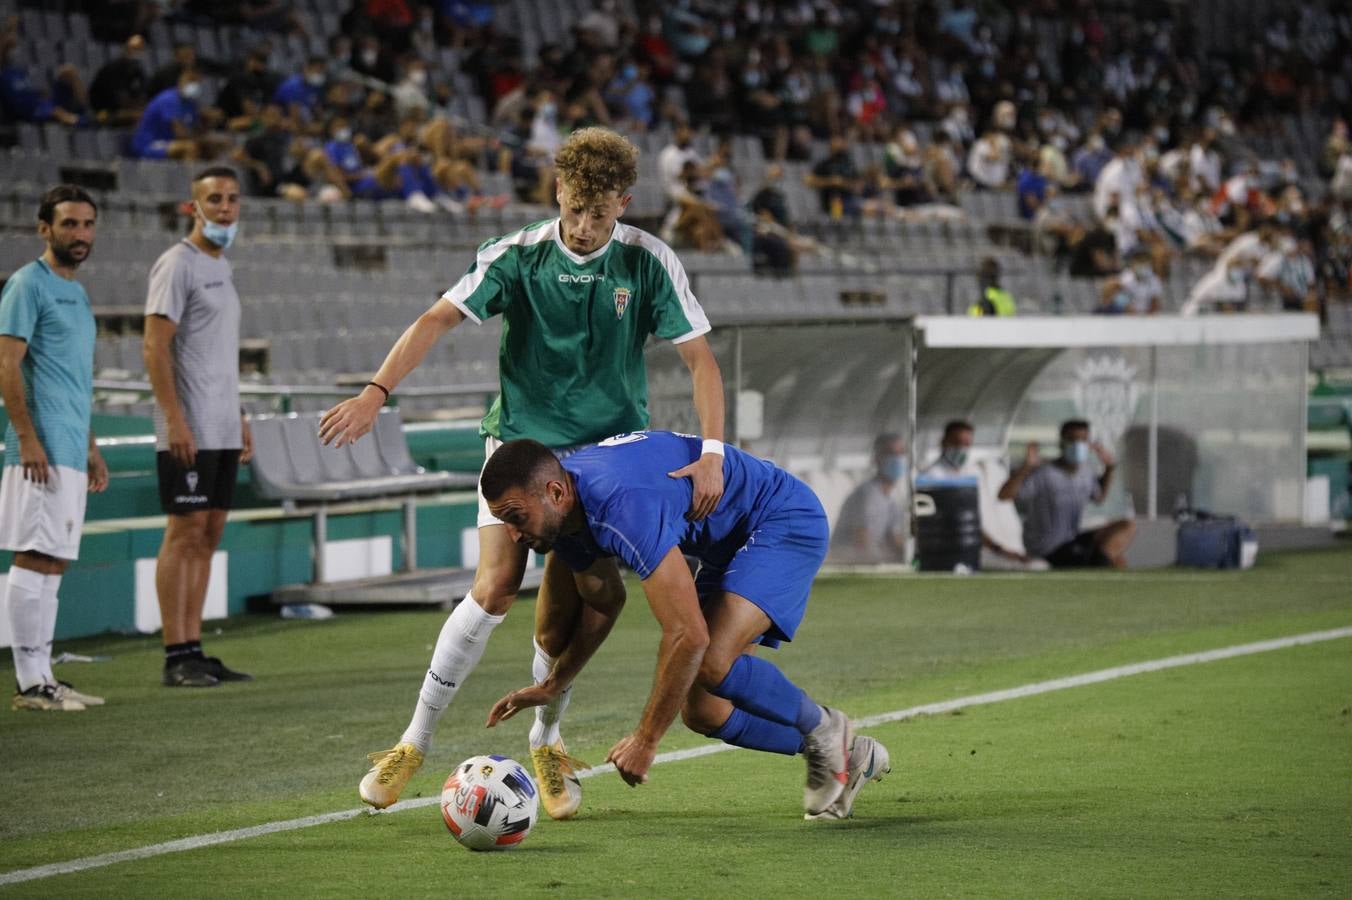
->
xmin=248 ymin=408 xmax=477 ymax=585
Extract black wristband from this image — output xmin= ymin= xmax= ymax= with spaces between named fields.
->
xmin=366 ymin=381 xmax=391 ymax=400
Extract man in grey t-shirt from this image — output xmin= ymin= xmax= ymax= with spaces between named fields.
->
xmin=143 ymin=166 xmax=254 ymax=687
xmin=998 ymin=419 xmax=1136 ymax=568
xmin=829 ymin=433 xmax=908 ymax=564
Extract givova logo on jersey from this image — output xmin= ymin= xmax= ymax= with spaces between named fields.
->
xmin=613 ymin=286 xmax=631 ymax=320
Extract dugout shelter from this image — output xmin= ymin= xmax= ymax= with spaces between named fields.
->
xmin=646 ymin=314 xmax=1320 ymax=563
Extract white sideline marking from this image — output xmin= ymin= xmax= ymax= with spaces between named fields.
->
xmin=3 ymin=625 xmax=1349 ymax=886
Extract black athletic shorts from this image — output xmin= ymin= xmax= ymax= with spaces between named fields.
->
xmin=1043 ymin=530 xmax=1111 ymax=568
xmin=157 ymin=449 xmax=241 ymax=514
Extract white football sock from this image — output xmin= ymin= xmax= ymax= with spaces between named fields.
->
xmin=5 ymin=566 xmax=48 ymax=692
xmin=400 ymin=591 xmax=505 ymax=753
xmin=38 ymin=573 xmax=61 ymax=684
xmin=528 ymin=639 xmax=572 ymax=748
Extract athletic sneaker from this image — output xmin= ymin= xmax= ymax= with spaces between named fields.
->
xmin=12 ymin=683 xmax=86 ymax=711
xmin=530 ymin=741 xmax=586 ymax=820
xmin=802 ymin=706 xmax=852 ymax=816
xmin=359 ymin=742 xmax=424 ymax=809
xmin=56 ymin=680 xmax=105 ymax=707
xmin=200 ymin=656 xmax=253 ymax=682
xmin=163 ymin=657 xmax=219 ymax=688
xmin=806 ymin=736 xmax=891 ymax=821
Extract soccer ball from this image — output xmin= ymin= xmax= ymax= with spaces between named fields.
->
xmin=440 ymin=755 xmax=540 ymax=851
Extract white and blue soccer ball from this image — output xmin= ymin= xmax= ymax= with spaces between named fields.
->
xmin=440 ymin=755 xmax=540 ymax=851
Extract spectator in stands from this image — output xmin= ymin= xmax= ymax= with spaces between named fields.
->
xmin=923 ymin=130 xmax=962 ymax=205
xmin=968 ymin=257 xmax=1016 ymax=317
xmin=922 ymin=420 xmax=1037 ymax=570
xmin=352 ymin=34 xmax=397 ymax=84
xmin=939 ymin=103 xmax=975 ymax=151
xmin=1067 ymin=217 xmax=1120 ymax=279
xmin=147 ymin=43 xmax=198 ymax=100
xmin=1016 ymin=148 xmax=1050 ymax=221
xmin=0 ymin=35 xmax=83 ymax=126
xmin=662 ymin=159 xmax=725 ymax=252
xmin=320 ymin=113 xmax=369 ymax=194
xmin=1093 ymin=134 xmax=1143 ymax=224
xmin=0 ymin=184 xmax=109 ymax=712
xmin=748 ymin=163 xmax=817 ymax=276
xmin=1071 ymin=132 xmax=1113 ymax=188
xmin=236 ymin=103 xmax=304 ymax=199
xmin=527 ymin=88 xmax=564 ymax=168
xmin=497 ymin=104 xmax=550 ymax=204
xmin=89 ymin=34 xmax=150 ymax=126
xmin=704 ymin=142 xmax=753 ymax=253
xmin=1155 ymin=185 xmax=1233 ymax=257
xmin=218 ymin=47 xmax=279 ymax=121
xmin=604 ymin=61 xmax=656 ymax=133
xmin=49 ymin=64 xmax=90 ymax=122
xmin=1273 ymin=236 xmax=1318 ymax=313
xmin=829 ymin=433 xmax=909 ymax=565
xmin=657 ymin=123 xmax=702 ymax=208
xmin=273 ymin=56 xmax=328 ymax=126
xmin=1188 ymin=126 xmax=1224 ymax=196
xmin=1037 ymin=129 xmax=1080 ymax=192
xmin=129 ymin=68 xmax=206 ymax=161
xmin=391 ymin=57 xmax=433 ymax=120
xmin=998 ymin=420 xmax=1135 ymax=569
xmin=143 ymin=166 xmax=254 ymax=688
xmin=324 ymin=33 xmax=359 ymax=86
xmin=884 ymin=124 xmax=931 ymax=208
xmin=1096 ymin=247 xmax=1165 ymax=315
xmin=805 ymin=134 xmax=862 ymax=220
xmin=967 ymin=127 xmax=1013 ymax=191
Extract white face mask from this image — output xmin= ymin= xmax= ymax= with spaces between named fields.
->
xmin=409 ymin=69 xmax=427 ymax=87
xmin=180 ymin=80 xmax=203 ymax=100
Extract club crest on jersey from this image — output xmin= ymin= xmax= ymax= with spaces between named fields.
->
xmin=613 ymin=286 xmax=631 ymax=320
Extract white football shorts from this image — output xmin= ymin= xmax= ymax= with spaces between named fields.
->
xmin=0 ymin=464 xmax=89 ymax=560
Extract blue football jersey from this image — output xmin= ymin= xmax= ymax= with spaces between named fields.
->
xmin=552 ymin=431 xmax=807 ymax=578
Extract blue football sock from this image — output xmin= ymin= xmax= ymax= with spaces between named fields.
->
xmin=711 ymin=654 xmax=819 ymax=732
xmin=710 ymin=707 xmax=804 ymax=756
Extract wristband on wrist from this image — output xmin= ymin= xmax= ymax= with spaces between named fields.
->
xmin=366 ymin=381 xmax=391 ymax=400
xmin=701 ymin=438 xmax=724 ymax=457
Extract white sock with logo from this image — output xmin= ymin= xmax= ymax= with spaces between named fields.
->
xmin=400 ymin=592 xmax=505 ymax=754
xmin=38 ymin=573 xmax=62 ymax=684
xmin=528 ymin=639 xmax=572 ymax=749
xmin=5 ymin=567 xmax=48 ymax=692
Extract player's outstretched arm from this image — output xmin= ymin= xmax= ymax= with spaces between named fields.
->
xmin=486 ymin=560 xmax=626 ymax=727
xmin=673 ymin=335 xmax=726 ymax=520
xmin=606 ymin=547 xmax=709 ymax=786
xmin=318 ymin=301 xmax=465 ymax=447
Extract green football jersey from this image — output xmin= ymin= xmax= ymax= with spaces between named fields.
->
xmin=442 ymin=218 xmax=711 ymax=447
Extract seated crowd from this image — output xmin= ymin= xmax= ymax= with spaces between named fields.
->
xmin=2 ymin=1 xmax=1351 ymax=304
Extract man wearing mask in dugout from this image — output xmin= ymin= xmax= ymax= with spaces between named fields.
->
xmin=830 ymin=433 xmax=909 ymax=564
xmin=998 ymin=419 xmax=1136 ymax=569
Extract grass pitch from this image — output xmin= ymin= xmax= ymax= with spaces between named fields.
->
xmin=1 ymin=547 xmax=1350 ymax=898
